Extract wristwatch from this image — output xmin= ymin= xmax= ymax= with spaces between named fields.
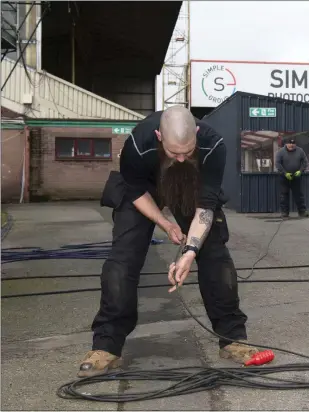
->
xmin=182 ymin=245 xmax=199 ymax=256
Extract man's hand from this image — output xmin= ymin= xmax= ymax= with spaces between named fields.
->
xmin=294 ymin=170 xmax=302 ymax=177
xmin=132 ymin=193 xmax=185 ymax=243
xmin=164 ymin=221 xmax=185 ymax=245
xmin=285 ymin=172 xmax=293 ymax=181
xmin=168 ymin=251 xmax=196 ymax=293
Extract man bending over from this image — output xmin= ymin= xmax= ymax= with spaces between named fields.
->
xmin=78 ymin=106 xmax=258 ymax=377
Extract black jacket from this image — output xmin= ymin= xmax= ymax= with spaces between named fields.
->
xmin=120 ymin=111 xmax=227 ymax=211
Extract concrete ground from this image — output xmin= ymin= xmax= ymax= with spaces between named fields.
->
xmin=1 ymin=201 xmax=309 ymax=411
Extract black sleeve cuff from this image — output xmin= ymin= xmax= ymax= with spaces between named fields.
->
xmin=125 ymin=185 xmax=147 ymax=203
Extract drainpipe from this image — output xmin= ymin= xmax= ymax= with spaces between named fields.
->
xmin=186 ymin=0 xmax=191 ymax=109
xmin=71 ymin=21 xmax=75 ymax=84
xmin=23 ymin=126 xmax=31 ymax=202
xmin=36 ymin=2 xmax=42 ymax=71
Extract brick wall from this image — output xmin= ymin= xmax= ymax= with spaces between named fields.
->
xmin=1 ymin=128 xmax=25 ymax=202
xmin=33 ymin=126 xmax=126 ymax=200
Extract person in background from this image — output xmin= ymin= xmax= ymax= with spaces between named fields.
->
xmin=275 ymin=138 xmax=309 ymax=218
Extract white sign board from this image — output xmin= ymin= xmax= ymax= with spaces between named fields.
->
xmin=190 ymin=60 xmax=309 ymax=108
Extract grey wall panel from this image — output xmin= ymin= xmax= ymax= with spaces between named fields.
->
xmin=241 ymin=174 xmax=280 ymax=213
xmin=241 ymin=173 xmax=309 ymax=213
xmin=203 ymin=96 xmax=240 ymax=211
xmin=238 ymin=93 xmax=309 ymax=132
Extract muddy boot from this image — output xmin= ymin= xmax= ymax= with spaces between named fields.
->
xmin=298 ymin=210 xmax=309 ymax=218
xmin=219 ymin=341 xmax=259 ymax=364
xmin=78 ymin=350 xmax=122 ymax=378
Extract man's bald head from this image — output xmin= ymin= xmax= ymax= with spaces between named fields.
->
xmin=155 ymin=106 xmax=199 ymax=162
xmin=159 ymin=106 xmax=197 ymax=145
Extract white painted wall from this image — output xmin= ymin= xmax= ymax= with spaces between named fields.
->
xmin=156 ymin=0 xmax=309 ymax=110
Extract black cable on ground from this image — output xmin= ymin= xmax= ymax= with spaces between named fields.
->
xmin=3 ymin=218 xmax=306 ymax=284
xmin=2 ymin=219 xmax=309 ymax=297
xmin=57 ymin=363 xmax=309 ymax=402
xmin=237 ymin=218 xmax=286 ymax=280
xmin=3 ymin=218 xmax=309 ymax=301
xmin=2 ymin=264 xmax=309 ymax=281
xmin=2 ymin=217 xmax=309 ymax=399
xmin=58 ymin=363 xmax=309 ymax=402
xmin=175 ymin=285 xmax=309 ymax=358
xmin=2 ymin=277 xmax=309 ymax=299
xmin=56 ymin=293 xmax=309 ymax=402
xmin=57 ymin=230 xmax=309 ymax=402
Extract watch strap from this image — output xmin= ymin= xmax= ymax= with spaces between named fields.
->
xmin=182 ymin=245 xmax=199 ymax=255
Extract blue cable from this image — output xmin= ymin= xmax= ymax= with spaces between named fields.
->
xmin=1 ymin=239 xmax=164 ymax=264
xmin=1 ymin=213 xmax=13 ymax=241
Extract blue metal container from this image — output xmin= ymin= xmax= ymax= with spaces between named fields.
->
xmin=204 ymin=92 xmax=309 ymax=213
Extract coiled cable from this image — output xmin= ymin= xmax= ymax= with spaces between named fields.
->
xmin=57 ymin=221 xmax=309 ymax=403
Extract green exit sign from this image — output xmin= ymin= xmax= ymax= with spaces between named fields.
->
xmin=112 ymin=126 xmax=133 ymax=134
xmin=249 ymin=107 xmax=277 ymax=117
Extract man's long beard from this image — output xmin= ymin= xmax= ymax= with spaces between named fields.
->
xmin=157 ymin=145 xmax=200 ymax=216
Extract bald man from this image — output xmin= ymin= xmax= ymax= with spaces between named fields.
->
xmin=78 ymin=107 xmax=257 ymax=377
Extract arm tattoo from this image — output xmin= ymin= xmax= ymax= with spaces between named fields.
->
xmin=197 ymin=209 xmax=214 ymax=246
xmin=189 ymin=236 xmax=201 ymax=248
xmin=199 ymin=209 xmax=214 ymax=228
xmin=187 ymin=210 xmax=214 ymax=250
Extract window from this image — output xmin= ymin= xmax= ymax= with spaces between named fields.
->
xmin=76 ymin=139 xmax=91 ymax=156
xmin=55 ymin=138 xmax=112 ymax=160
xmin=241 ymin=130 xmax=277 ymax=173
xmin=93 ymin=139 xmax=112 ymax=158
xmin=55 ymin=138 xmax=75 ymax=158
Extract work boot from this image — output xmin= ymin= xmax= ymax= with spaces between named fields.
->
xmin=281 ymin=212 xmax=289 ymax=219
xmin=219 ymin=341 xmax=259 ymax=364
xmin=78 ymin=350 xmax=122 ymax=378
xmin=298 ymin=210 xmax=309 ymax=218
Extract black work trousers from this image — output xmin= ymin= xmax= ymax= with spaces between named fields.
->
xmin=92 ymin=172 xmax=248 ymax=356
xmin=279 ymin=175 xmax=306 ymax=215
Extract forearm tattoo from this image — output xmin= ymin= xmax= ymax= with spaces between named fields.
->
xmin=189 ymin=236 xmax=201 ymax=248
xmin=188 ymin=209 xmax=214 ymax=250
xmin=199 ymin=209 xmax=214 ymax=227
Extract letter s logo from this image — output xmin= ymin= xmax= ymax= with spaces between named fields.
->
xmin=214 ymin=77 xmax=224 ymax=92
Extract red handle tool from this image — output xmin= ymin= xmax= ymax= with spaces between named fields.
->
xmin=244 ymin=350 xmax=275 ymax=366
